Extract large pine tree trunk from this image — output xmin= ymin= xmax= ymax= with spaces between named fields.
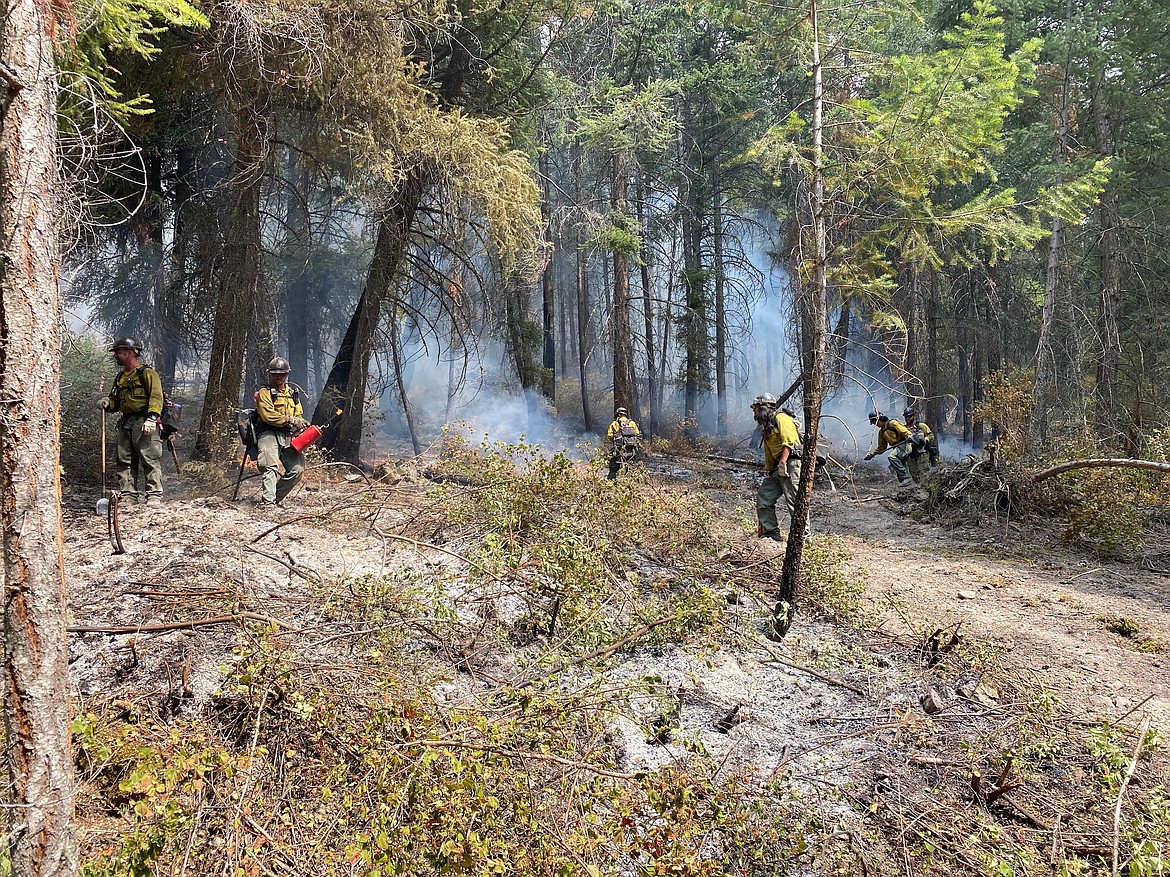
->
xmin=193 ymin=102 xmax=266 ymax=461
xmin=0 ymin=0 xmax=79 ymax=868
xmin=314 ymin=170 xmax=427 ymax=462
xmin=611 ymin=154 xmax=636 ymax=412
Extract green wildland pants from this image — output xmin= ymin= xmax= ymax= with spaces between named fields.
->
xmin=115 ymin=414 xmax=162 ymax=498
xmin=756 ymin=457 xmax=802 ymax=538
xmin=257 ymin=429 xmax=305 ymax=503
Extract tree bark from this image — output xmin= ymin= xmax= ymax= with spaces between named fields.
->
xmin=1031 ymin=33 xmax=1072 ymax=452
xmin=314 ymin=169 xmax=428 ymax=462
xmin=539 ymin=131 xmax=556 ymax=401
xmin=775 ymin=0 xmax=827 ymax=640
xmin=611 ymin=153 xmax=636 ymax=413
xmin=0 ymin=0 xmax=79 ymax=867
xmin=677 ymin=94 xmax=706 ymax=433
xmin=389 ymin=311 xmax=420 ymax=455
xmin=193 ymin=101 xmax=266 ymax=461
xmin=573 ymin=141 xmax=594 ymax=433
xmin=712 ymin=158 xmax=727 ymax=435
xmin=283 ymin=145 xmax=312 ymax=393
xmin=1092 ymin=66 xmax=1122 ymax=439
xmin=636 ymin=174 xmax=659 ymax=435
xmin=157 ymin=143 xmax=195 ymax=390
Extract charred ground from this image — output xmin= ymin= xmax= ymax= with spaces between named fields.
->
xmin=65 ymin=442 xmax=1170 ymax=876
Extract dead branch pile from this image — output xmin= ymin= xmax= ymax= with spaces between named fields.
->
xmin=920 ymin=458 xmax=1034 ymax=525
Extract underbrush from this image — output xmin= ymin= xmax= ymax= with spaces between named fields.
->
xmin=75 ymin=631 xmax=825 ymax=877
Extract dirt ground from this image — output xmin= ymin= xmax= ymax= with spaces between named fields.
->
xmin=816 ymin=472 xmax=1170 ymax=729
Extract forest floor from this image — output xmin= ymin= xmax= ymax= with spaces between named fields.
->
xmin=62 ymin=444 xmax=1170 ymax=876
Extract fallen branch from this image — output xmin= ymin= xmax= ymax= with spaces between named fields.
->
xmin=1033 ymin=458 xmax=1170 ymax=483
xmin=411 ymin=738 xmax=639 ymax=781
xmin=1113 ymin=715 xmax=1152 ymax=877
xmin=517 ymin=611 xmax=687 ymax=685
xmin=67 ymin=612 xmax=297 ymax=635
xmin=746 ymin=631 xmax=866 ymax=695
xmin=246 ymin=545 xmax=323 ymax=585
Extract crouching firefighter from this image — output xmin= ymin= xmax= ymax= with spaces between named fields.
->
xmin=606 ymin=407 xmax=642 ymax=480
xmin=255 ymin=358 xmax=310 ymax=507
xmin=752 ymin=393 xmax=801 ymax=541
xmin=102 ymin=337 xmax=164 ymax=506
xmin=864 ymin=411 xmax=913 ymax=485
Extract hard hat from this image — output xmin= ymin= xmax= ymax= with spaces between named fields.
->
xmin=751 ymin=392 xmax=777 ymax=408
xmin=110 ymin=336 xmax=142 ymax=354
xmin=869 ymin=411 xmax=887 ymax=424
xmin=902 ymin=406 xmax=917 ymax=420
xmin=267 ymin=357 xmax=291 ymax=374
xmin=615 ymin=407 xmax=629 ymax=417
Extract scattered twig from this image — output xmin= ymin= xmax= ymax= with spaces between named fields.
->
xmin=245 ymin=544 xmax=323 ymax=585
xmin=1112 ymin=715 xmax=1152 ymax=877
xmin=67 ymin=612 xmax=297 ymax=635
xmin=411 ymin=738 xmax=639 ymax=781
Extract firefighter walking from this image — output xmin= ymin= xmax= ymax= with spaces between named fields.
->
xmin=256 ymin=358 xmax=310 ymax=507
xmin=753 ymin=393 xmax=801 ymax=541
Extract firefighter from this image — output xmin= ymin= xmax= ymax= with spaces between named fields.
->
xmin=606 ymin=406 xmax=642 ymax=480
xmin=255 ymin=357 xmax=310 ymax=507
xmin=753 ymin=393 xmax=801 ymax=541
xmin=102 ymin=337 xmax=164 ymax=505
xmin=863 ymin=411 xmax=913 ymax=485
xmin=902 ymin=406 xmax=937 ymax=483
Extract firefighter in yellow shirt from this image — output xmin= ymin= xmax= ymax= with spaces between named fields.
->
xmin=753 ymin=393 xmax=802 ymax=541
xmin=863 ymin=411 xmax=913 ymax=485
xmin=902 ymin=406 xmax=936 ymax=484
xmin=255 ymin=358 xmax=310 ymax=506
xmin=606 ymin=407 xmax=642 ymax=479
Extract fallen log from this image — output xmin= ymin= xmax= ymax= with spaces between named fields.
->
xmin=1031 ymin=458 xmax=1170 ymax=483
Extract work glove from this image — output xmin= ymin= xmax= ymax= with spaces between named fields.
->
xmin=290 ymin=416 xmax=310 ymax=433
xmin=863 ymin=452 xmax=874 ymax=461
xmin=142 ymin=416 xmax=156 ymax=436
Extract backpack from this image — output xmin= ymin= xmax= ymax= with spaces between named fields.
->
xmin=237 ymin=408 xmax=259 ymax=450
xmin=160 ymin=396 xmax=181 ymax=438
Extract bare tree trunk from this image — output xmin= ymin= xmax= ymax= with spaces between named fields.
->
xmin=1092 ymin=67 xmax=1122 ymax=440
xmin=903 ymin=266 xmax=927 ymax=404
xmin=0 ymin=0 xmax=79 ymax=868
xmin=573 ymin=141 xmax=594 ymax=433
xmin=283 ymin=145 xmax=312 ymax=392
xmin=611 ymin=154 xmax=636 ymax=412
xmin=1031 ymin=32 xmax=1072 ymax=451
xmin=389 ymin=311 xmax=420 ymax=455
xmin=315 ymin=169 xmax=427 ymax=462
xmin=712 ymin=158 xmax=727 ymax=435
xmin=157 ymin=144 xmax=195 ymax=390
xmin=775 ymin=0 xmax=826 ymax=639
xmin=926 ymin=270 xmax=940 ymax=433
xmin=677 ymin=95 xmax=706 ymax=433
xmin=539 ymin=130 xmax=556 ymax=401
xmin=636 ymin=175 xmax=659 ymax=435
xmin=193 ymin=102 xmax=266 ymax=461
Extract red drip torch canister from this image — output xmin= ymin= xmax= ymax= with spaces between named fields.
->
xmin=290 ymin=423 xmax=322 ymax=453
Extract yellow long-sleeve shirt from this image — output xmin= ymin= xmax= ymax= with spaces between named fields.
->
xmin=871 ymin=419 xmax=912 ymax=455
xmin=762 ymin=411 xmax=800 ymax=472
xmin=256 ymin=385 xmax=302 ymax=429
